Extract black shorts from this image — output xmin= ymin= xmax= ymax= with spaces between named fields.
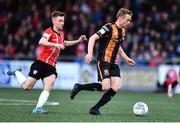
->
xmin=97 ymin=61 xmax=120 ymax=82
xmin=28 ymin=60 xmax=57 ymax=80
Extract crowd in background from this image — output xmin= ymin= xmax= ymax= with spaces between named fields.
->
xmin=0 ymin=0 xmax=180 ymax=66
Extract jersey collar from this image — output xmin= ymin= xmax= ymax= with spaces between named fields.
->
xmin=51 ymin=27 xmax=61 ymax=35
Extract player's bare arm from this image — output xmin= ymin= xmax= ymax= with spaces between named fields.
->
xmin=64 ymin=35 xmax=87 ymax=47
xmin=39 ymin=37 xmax=65 ymax=50
xmin=85 ymin=34 xmax=100 ymax=63
xmin=119 ymin=46 xmax=135 ymax=66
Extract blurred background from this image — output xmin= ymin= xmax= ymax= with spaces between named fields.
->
xmin=0 ymin=0 xmax=180 ymax=92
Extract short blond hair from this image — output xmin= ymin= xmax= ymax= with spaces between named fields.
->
xmin=116 ymin=8 xmax=133 ymax=18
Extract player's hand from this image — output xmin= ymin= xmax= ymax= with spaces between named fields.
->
xmin=85 ymin=53 xmax=93 ymax=63
xmin=54 ymin=44 xmax=65 ymax=50
xmin=126 ymin=58 xmax=136 ymax=66
xmin=59 ymin=44 xmax=65 ymax=49
xmin=79 ymin=35 xmax=87 ymax=43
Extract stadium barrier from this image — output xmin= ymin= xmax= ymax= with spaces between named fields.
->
xmin=0 ymin=60 xmax=179 ymax=92
xmin=0 ymin=60 xmax=80 ymax=89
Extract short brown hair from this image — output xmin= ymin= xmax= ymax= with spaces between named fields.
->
xmin=116 ymin=8 xmax=133 ymax=18
xmin=51 ymin=11 xmax=64 ymax=18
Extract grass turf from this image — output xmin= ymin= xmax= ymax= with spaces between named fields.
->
xmin=0 ymin=88 xmax=180 ymax=122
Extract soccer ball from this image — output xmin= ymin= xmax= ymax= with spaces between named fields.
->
xmin=133 ymin=102 xmax=148 ymax=116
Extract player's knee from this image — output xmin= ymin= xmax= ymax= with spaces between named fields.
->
xmin=23 ymin=87 xmax=32 ymax=91
xmin=112 ymin=82 xmax=121 ymax=92
xmin=112 ymin=85 xmax=120 ymax=92
xmin=48 ymin=87 xmax=53 ymax=92
xmin=44 ymin=86 xmax=53 ymax=92
xmin=102 ymin=85 xmax=110 ymax=91
xmin=22 ymin=84 xmax=32 ymax=91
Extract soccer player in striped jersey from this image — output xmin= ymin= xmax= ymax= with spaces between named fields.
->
xmin=7 ymin=11 xmax=87 ymax=114
xmin=70 ymin=8 xmax=135 ymax=115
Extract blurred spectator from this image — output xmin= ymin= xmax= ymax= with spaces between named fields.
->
xmin=0 ymin=0 xmax=180 ymax=66
xmin=164 ymin=69 xmax=178 ymax=92
xmin=156 ymin=69 xmax=179 ymax=97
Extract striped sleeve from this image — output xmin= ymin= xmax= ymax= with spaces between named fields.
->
xmin=96 ymin=23 xmax=112 ymax=38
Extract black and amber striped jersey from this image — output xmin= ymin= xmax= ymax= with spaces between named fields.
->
xmin=96 ymin=23 xmax=126 ymax=64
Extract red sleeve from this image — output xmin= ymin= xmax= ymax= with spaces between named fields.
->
xmin=42 ymin=28 xmax=52 ymax=41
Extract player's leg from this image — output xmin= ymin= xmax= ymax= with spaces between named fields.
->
xmin=167 ymin=80 xmax=178 ymax=98
xmin=167 ymin=84 xmax=173 ymax=97
xmin=70 ymin=61 xmax=108 ymax=100
xmin=22 ymin=61 xmax=43 ymax=90
xmin=7 ymin=69 xmax=26 ymax=85
xmin=70 ymin=82 xmax=102 ymax=99
xmin=22 ymin=77 xmax=37 ymax=90
xmin=89 ymin=63 xmax=120 ymax=115
xmin=92 ymin=77 xmax=120 ymax=110
xmin=111 ymin=77 xmax=121 ymax=92
xmin=7 ymin=69 xmax=37 ymax=90
xmin=89 ymin=78 xmax=111 ymax=115
xmin=33 ymin=74 xmax=56 ymax=114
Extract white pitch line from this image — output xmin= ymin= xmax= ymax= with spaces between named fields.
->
xmin=0 ymin=98 xmax=37 ymax=103
xmin=0 ymin=103 xmax=35 ymax=106
xmin=0 ymin=98 xmax=59 ymax=106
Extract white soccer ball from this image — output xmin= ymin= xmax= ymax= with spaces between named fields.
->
xmin=133 ymin=102 xmax=148 ymax=116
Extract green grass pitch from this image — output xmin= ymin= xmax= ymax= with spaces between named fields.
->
xmin=0 ymin=88 xmax=180 ymax=122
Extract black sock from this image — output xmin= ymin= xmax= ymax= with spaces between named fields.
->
xmin=172 ymin=81 xmax=178 ymax=88
xmin=79 ymin=83 xmax=102 ymax=91
xmin=93 ymin=88 xmax=116 ymax=109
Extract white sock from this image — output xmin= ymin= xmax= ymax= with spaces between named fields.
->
xmin=168 ymin=84 xmax=173 ymax=97
xmin=15 ymin=71 xmax=26 ymax=85
xmin=36 ymin=90 xmax=50 ymax=108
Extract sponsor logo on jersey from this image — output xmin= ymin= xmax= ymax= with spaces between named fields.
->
xmin=104 ymin=69 xmax=109 ymax=76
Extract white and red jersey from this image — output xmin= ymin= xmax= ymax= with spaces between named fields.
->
xmin=37 ymin=27 xmax=64 ymax=67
